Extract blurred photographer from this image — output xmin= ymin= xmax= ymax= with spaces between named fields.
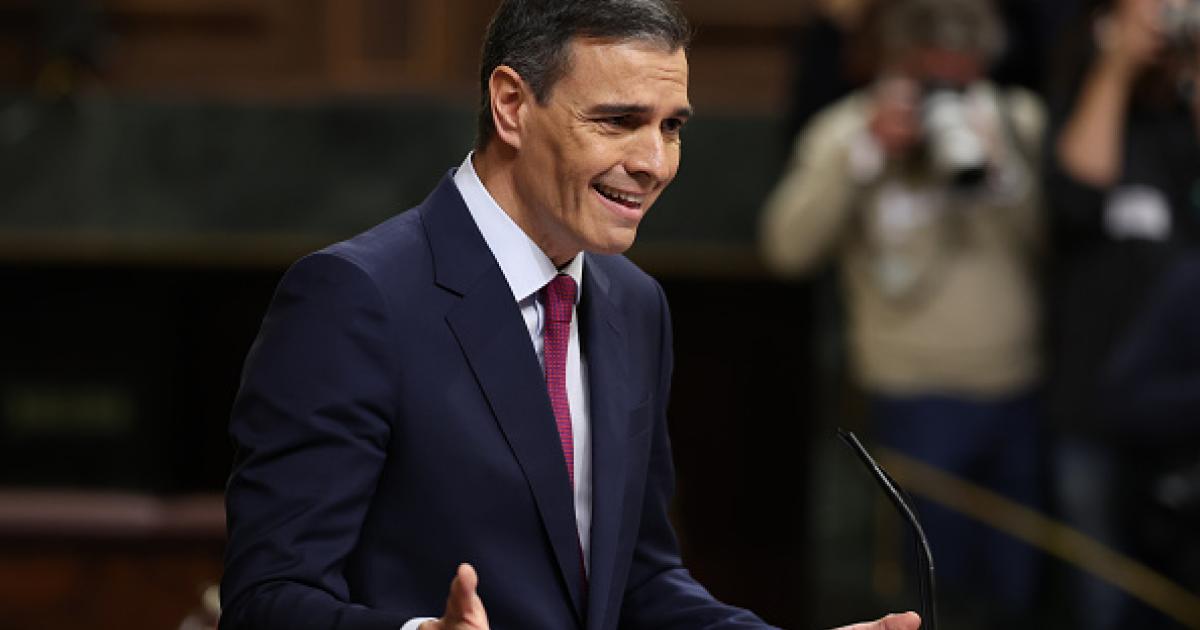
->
xmin=760 ymin=0 xmax=1046 ymax=625
xmin=1046 ymin=0 xmax=1200 ymax=626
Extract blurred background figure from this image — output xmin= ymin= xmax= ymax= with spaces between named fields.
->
xmin=1045 ymin=0 xmax=1200 ymax=626
xmin=779 ymin=0 xmax=1075 ymax=155
xmin=760 ymin=0 xmax=1047 ymax=626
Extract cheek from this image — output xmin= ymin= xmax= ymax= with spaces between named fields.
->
xmin=668 ymin=137 xmax=683 ymax=163
xmin=663 ymin=147 xmax=682 ymax=181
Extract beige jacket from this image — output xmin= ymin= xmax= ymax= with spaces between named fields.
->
xmin=760 ymin=83 xmax=1045 ymax=397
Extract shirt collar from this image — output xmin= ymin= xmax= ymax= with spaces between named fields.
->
xmin=453 ymin=152 xmax=583 ymax=304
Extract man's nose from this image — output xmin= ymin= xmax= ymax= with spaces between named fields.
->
xmin=626 ymin=128 xmax=673 ymax=187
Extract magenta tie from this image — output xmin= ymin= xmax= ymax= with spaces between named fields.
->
xmin=542 ymin=274 xmax=577 ymax=487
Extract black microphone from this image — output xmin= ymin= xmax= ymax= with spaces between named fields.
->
xmin=837 ymin=428 xmax=939 ymax=630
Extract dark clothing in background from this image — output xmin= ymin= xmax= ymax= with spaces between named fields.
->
xmin=1045 ymin=100 xmax=1200 ymax=439
xmin=990 ymin=0 xmax=1081 ymax=93
xmin=1044 ymin=20 xmax=1200 ymax=627
xmin=1103 ymin=255 xmax=1200 ymax=617
xmin=1105 ymin=254 xmax=1200 ymax=436
xmin=874 ymin=389 xmax=1043 ymax=625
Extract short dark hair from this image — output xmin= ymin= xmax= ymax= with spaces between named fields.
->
xmin=877 ymin=0 xmax=1006 ymax=63
xmin=475 ymin=0 xmax=691 ymax=150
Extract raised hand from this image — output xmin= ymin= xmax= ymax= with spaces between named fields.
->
xmin=1096 ymin=0 xmax=1168 ymax=76
xmin=420 ymin=564 xmax=490 ymax=630
xmin=869 ymin=77 xmax=922 ymax=158
xmin=833 ymin=611 xmax=922 ymax=630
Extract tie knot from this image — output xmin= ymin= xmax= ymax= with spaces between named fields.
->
xmin=544 ymin=274 xmax=577 ymax=324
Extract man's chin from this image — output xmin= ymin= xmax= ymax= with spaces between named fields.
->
xmin=586 ymin=230 xmax=639 ymax=257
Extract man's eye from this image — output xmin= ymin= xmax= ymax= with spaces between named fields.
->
xmin=663 ymin=119 xmax=685 ymax=134
xmin=600 ymin=116 xmax=631 ymax=128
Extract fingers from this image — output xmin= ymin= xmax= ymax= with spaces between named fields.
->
xmin=1099 ymin=0 xmax=1168 ymax=68
xmin=871 ymin=77 xmax=921 ymax=156
xmin=834 ymin=611 xmax=921 ymax=630
xmin=1131 ymin=0 xmax=1166 ymax=31
xmin=878 ymin=611 xmax=922 ymax=630
xmin=444 ymin=563 xmax=478 ymax=619
xmin=452 ymin=563 xmax=479 ymax=600
xmin=441 ymin=563 xmax=489 ymax=629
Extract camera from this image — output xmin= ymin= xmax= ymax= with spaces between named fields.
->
xmin=1163 ymin=0 xmax=1200 ymax=52
xmin=921 ymin=86 xmax=988 ymax=189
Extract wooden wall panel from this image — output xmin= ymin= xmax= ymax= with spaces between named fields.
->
xmin=100 ymin=0 xmax=326 ymax=92
xmin=688 ymin=32 xmax=798 ymax=113
xmin=0 ymin=491 xmax=225 ymax=630
xmin=0 ymin=545 xmax=223 ymax=630
xmin=0 ymin=0 xmax=808 ymax=111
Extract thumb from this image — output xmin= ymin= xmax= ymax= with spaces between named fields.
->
xmin=444 ymin=563 xmax=488 ymax=627
xmin=877 ymin=612 xmax=922 ymax=630
xmin=835 ymin=612 xmax=922 ymax=630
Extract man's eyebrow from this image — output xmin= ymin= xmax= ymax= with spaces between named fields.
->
xmin=672 ymin=105 xmax=694 ymax=119
xmin=588 ymin=103 xmax=694 ymax=118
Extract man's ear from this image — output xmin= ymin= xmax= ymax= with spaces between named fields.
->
xmin=489 ymin=65 xmax=530 ymax=150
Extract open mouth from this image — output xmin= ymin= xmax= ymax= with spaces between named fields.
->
xmin=593 ymin=183 xmax=644 ymax=210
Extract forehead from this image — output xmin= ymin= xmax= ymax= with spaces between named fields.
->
xmin=913 ymin=46 xmax=981 ymax=64
xmin=553 ymin=37 xmax=690 ymax=105
xmin=905 ymin=47 xmax=984 ymax=83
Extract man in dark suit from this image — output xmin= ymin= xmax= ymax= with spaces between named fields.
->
xmin=219 ymin=2 xmax=921 ymax=629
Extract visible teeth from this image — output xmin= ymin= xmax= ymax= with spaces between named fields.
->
xmin=595 ymin=184 xmax=642 ymax=206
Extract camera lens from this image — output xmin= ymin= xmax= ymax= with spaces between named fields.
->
xmin=922 ymin=88 xmax=988 ymax=188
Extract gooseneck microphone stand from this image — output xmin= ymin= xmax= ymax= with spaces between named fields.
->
xmin=837 ymin=428 xmax=939 ymax=630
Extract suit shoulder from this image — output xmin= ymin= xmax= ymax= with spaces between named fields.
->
xmin=591 ymin=253 xmax=659 ymax=291
xmin=271 ymin=206 xmax=433 ymax=318
xmin=321 ymin=207 xmax=428 ymax=273
xmin=315 ymin=172 xmax=461 ymax=285
xmin=588 ymin=253 xmax=668 ymax=318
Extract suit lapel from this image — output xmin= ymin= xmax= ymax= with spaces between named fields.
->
xmin=579 ymin=258 xmax=633 ymax=630
xmin=422 ymin=174 xmax=587 ymax=622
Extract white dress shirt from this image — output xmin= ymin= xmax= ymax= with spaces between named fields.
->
xmin=401 ymin=154 xmax=593 ymax=630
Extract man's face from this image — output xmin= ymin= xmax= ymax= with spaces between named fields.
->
xmin=907 ymin=47 xmax=985 ymax=87
xmin=511 ymin=38 xmax=691 ymax=265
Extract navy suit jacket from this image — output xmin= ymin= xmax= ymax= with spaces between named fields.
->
xmin=220 ymin=173 xmax=773 ymax=630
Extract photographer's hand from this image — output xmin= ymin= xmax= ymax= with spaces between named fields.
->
xmin=1057 ymin=0 xmax=1168 ymax=186
xmin=1095 ymin=0 xmax=1167 ymax=78
xmin=869 ymin=76 xmax=922 ymax=158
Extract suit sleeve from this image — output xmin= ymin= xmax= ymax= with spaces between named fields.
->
xmin=219 ymin=252 xmax=409 ymax=630
xmin=618 ymin=281 xmax=777 ymax=630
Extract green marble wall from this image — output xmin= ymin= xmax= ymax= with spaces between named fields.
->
xmin=0 ymin=95 xmax=787 ymax=248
